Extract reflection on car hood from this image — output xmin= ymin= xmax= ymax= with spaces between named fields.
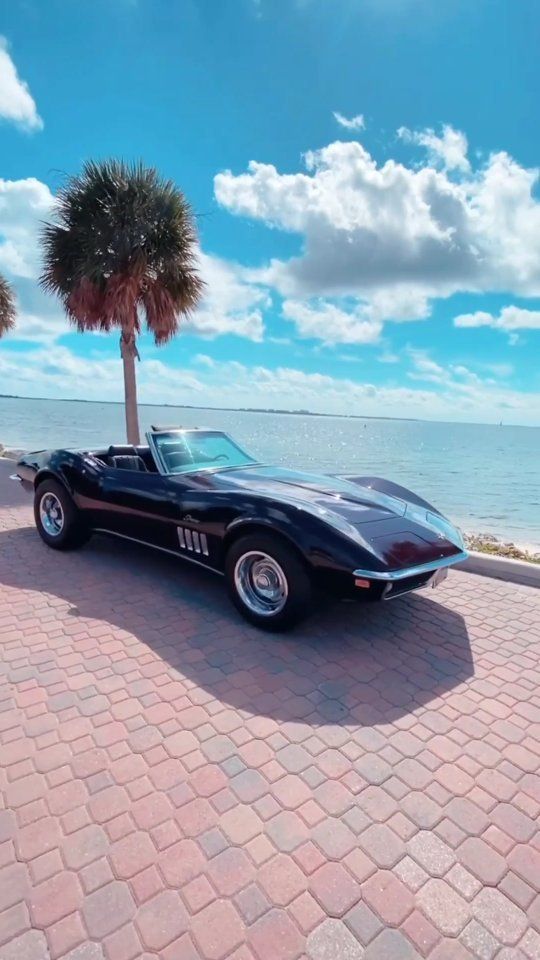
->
xmin=212 ymin=465 xmax=407 ymax=519
xmin=204 ymin=465 xmax=463 ymax=559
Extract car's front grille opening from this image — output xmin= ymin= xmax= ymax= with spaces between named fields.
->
xmin=384 ymin=571 xmax=433 ymax=598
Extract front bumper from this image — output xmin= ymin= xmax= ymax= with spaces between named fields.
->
xmin=353 ymin=550 xmax=468 ymax=582
xmin=353 ymin=550 xmax=468 ymax=599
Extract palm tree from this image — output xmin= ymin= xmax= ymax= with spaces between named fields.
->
xmin=0 ymin=274 xmax=16 ymax=339
xmin=40 ymin=160 xmax=204 ymax=445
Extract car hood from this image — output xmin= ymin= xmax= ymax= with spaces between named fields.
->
xmin=215 ymin=465 xmax=408 ymax=517
xmin=207 ymin=465 xmax=464 ymax=564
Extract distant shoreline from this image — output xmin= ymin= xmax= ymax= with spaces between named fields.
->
xmin=0 ymin=392 xmax=419 ymax=422
xmin=0 ymin=393 xmax=537 ymax=430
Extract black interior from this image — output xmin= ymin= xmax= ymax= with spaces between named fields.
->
xmin=89 ymin=445 xmax=159 ymax=472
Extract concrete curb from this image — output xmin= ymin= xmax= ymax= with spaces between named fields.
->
xmin=0 ymin=450 xmax=22 ymax=461
xmin=458 ymin=551 xmax=540 ymax=588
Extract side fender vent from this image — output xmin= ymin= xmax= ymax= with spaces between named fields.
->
xmin=177 ymin=527 xmax=209 ymax=556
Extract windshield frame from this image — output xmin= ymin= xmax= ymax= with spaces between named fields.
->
xmin=146 ymin=428 xmax=260 ymax=477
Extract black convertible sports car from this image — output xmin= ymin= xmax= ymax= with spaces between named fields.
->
xmin=13 ymin=426 xmax=467 ymax=630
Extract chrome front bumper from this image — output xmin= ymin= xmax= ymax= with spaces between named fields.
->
xmin=353 ymin=550 xmax=468 ymax=582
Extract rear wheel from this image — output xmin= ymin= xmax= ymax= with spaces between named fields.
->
xmin=225 ymin=533 xmax=313 ymax=631
xmin=34 ymin=479 xmax=90 ymax=550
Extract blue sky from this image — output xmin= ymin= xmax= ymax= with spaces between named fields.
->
xmin=0 ymin=0 xmax=539 ymax=424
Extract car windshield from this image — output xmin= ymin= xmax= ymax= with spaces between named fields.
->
xmin=151 ymin=431 xmax=258 ymax=475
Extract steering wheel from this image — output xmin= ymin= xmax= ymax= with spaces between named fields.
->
xmin=210 ymin=453 xmax=229 ymax=462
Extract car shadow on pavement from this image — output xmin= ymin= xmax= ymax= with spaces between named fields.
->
xmin=0 ymin=525 xmax=474 ymax=727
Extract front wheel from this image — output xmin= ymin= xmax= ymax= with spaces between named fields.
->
xmin=225 ymin=533 xmax=313 ymax=631
xmin=34 ymin=479 xmax=90 ymax=551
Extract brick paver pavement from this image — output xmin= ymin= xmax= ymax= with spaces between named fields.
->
xmin=1 ymin=459 xmax=539 ymax=959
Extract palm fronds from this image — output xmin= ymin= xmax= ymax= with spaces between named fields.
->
xmin=0 ymin=275 xmax=16 ymax=338
xmin=40 ymin=159 xmax=204 ymax=341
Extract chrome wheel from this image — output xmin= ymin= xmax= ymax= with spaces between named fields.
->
xmin=234 ymin=550 xmax=289 ymax=617
xmin=39 ymin=492 xmax=64 ymax=537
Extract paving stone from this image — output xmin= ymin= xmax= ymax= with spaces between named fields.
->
xmin=82 ymin=880 xmax=136 ymax=939
xmin=0 ymin=901 xmax=31 ymax=948
xmin=220 ymin=804 xmax=263 ymax=844
xmin=312 ymin=818 xmax=356 ymax=859
xmin=310 ymin=862 xmax=361 ymax=917
xmin=492 ymin=803 xmax=537 ymax=842
xmin=508 ymin=844 xmax=540 ymax=887
xmin=472 ymin=888 xmax=529 ymax=946
xmin=234 ymin=883 xmax=271 ymax=925
xmin=407 ymin=830 xmax=456 ymax=877
xmin=248 ymin=907 xmax=304 ymax=960
xmin=109 ymin=830 xmax=157 ymax=879
xmin=0 ymin=929 xmax=52 ymax=960
xmin=277 ymin=744 xmax=312 ymax=773
xmin=258 ymin=853 xmax=307 ymax=906
xmin=363 ymin=928 xmax=422 ymax=959
xmin=306 ymin=918 xmax=365 ymax=959
xmin=29 ymin=870 xmax=83 ymax=928
xmin=0 ymin=863 xmax=31 ymax=912
xmin=362 ymin=870 xmax=415 ymax=925
xmin=357 ymin=823 xmax=404 ymax=868
xmin=402 ymin=909 xmax=441 ymax=956
xmin=458 ymin=836 xmax=508 ymax=885
xmin=446 ymin=863 xmax=483 ymax=901
xmin=356 ymin=785 xmax=397 ymax=823
xmin=417 ymin=878 xmax=472 ymax=936
xmin=460 ymin=919 xmax=501 ymax=960
xmin=207 ymin=846 xmax=253 ymax=896
xmin=159 ymin=838 xmax=206 ymax=886
xmin=60 ymin=945 xmax=106 ymax=960
xmin=344 ymin=901 xmax=383 ymax=945
xmin=266 ymin=810 xmax=308 ymax=853
xmin=135 ymin=890 xmax=189 ymax=951
xmin=445 ymin=797 xmax=489 ymax=836
xmin=199 ymin=828 xmax=229 ymax=859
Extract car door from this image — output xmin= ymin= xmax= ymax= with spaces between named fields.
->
xmin=96 ymin=465 xmax=173 ymax=547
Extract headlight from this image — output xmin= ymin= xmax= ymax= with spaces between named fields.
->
xmin=426 ymin=512 xmax=464 ymax=549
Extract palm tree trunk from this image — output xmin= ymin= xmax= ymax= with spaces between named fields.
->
xmin=120 ymin=331 xmax=141 ymax=446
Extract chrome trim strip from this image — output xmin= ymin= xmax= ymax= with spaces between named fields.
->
xmin=185 ymin=529 xmax=193 ymax=550
xmin=9 ymin=474 xmax=22 ymax=483
xmin=93 ymin=528 xmax=223 ymax=575
xmin=353 ymin=550 xmax=468 ymax=582
xmin=200 ymin=533 xmax=209 ymax=556
xmin=177 ymin=527 xmax=186 ymax=549
xmin=193 ymin=531 xmax=201 ymax=554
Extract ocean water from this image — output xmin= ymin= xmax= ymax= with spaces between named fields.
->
xmin=1 ymin=395 xmax=539 ymax=547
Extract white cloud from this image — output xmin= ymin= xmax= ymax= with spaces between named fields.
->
xmin=0 ymin=177 xmax=53 ymax=278
xmin=398 ymin=123 xmax=470 ymax=172
xmin=0 ymin=38 xmax=43 ymax=131
xmin=215 ymin=133 xmax=540 ymax=311
xmin=454 ymin=305 xmax=540 ymax=333
xmin=189 ymin=251 xmax=267 ymax=341
xmin=333 ymin=111 xmax=365 ymax=131
xmin=1 ymin=345 xmax=538 ymax=425
xmin=282 ymin=300 xmax=382 ymax=344
xmin=0 ymin=346 xmax=205 ymax=405
xmin=407 ymin=350 xmax=513 ymax=395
